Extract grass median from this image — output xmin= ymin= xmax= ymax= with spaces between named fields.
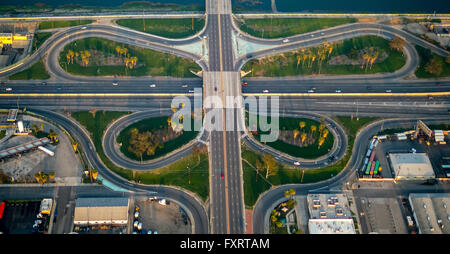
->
xmin=71 ymin=111 xmax=209 ymax=201
xmin=236 ymin=17 xmax=357 ymax=39
xmin=116 ymin=18 xmax=205 ymax=39
xmin=243 ymin=35 xmax=406 ymax=77
xmin=415 ymin=45 xmax=450 ymax=78
xmin=8 ymin=59 xmax=50 ymax=80
xmin=116 ymin=116 xmax=199 ymax=162
xmin=59 ymin=37 xmax=201 ymax=77
xmin=243 ymin=116 xmax=379 ymax=207
xmin=247 ymin=113 xmax=334 ymax=159
xmin=38 ymin=20 xmax=93 ymax=30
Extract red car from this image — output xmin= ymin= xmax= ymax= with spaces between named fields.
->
xmin=220 ymin=173 xmax=224 ymax=179
xmin=242 ymin=82 xmax=248 ymax=86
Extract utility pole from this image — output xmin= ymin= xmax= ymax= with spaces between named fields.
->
xmin=143 ymin=10 xmax=146 ymax=32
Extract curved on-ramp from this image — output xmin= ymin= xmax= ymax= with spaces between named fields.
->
xmin=27 ymin=108 xmax=209 ymax=234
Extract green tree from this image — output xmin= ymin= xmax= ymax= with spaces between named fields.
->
xmin=425 ymin=57 xmax=443 ymax=76
xmin=262 ymin=153 xmax=278 ymax=179
xmin=389 ymin=37 xmax=405 ymax=52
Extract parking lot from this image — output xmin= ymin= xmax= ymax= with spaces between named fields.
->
xmin=359 ymin=197 xmax=408 ymax=234
xmin=0 ymin=200 xmax=43 ymax=234
xmin=374 ymin=139 xmax=450 ymax=179
xmin=133 ymin=197 xmax=191 ymax=234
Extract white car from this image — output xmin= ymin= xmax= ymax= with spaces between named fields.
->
xmin=181 ymin=84 xmax=188 ymax=88
xmin=5 ymin=87 xmax=12 ymax=91
xmin=308 ymin=90 xmax=314 ymax=93
xmin=263 ymin=90 xmax=269 ymax=93
xmin=294 ymin=161 xmax=301 ymax=166
xmin=385 ymin=89 xmax=392 ymax=93
xmin=282 ymin=39 xmax=289 ymax=43
xmin=311 ymin=34 xmax=315 ymax=37
xmin=335 ymin=89 xmax=342 ymax=93
xmin=112 ymin=81 xmax=118 ymax=86
xmin=188 ymin=89 xmax=194 ymax=93
xmin=150 ymin=84 xmax=156 ymax=88
xmin=81 ymin=26 xmax=87 ymax=30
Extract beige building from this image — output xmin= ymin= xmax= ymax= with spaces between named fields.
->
xmin=389 ymin=153 xmax=435 ymax=180
xmin=73 ymin=197 xmax=130 ymax=226
xmin=409 ymin=193 xmax=450 ymax=234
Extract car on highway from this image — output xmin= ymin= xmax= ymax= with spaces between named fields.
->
xmin=221 ymin=172 xmax=224 ymax=179
xmin=41 ymin=82 xmax=47 ymax=86
xmin=150 ymin=84 xmax=156 ymax=88
xmin=311 ymin=34 xmax=314 ymax=37
xmin=436 ymin=83 xmax=442 ymax=87
xmin=242 ymin=82 xmax=248 ymax=86
xmin=112 ymin=80 xmax=118 ymax=86
xmin=81 ymin=26 xmax=87 ymax=30
xmin=385 ymin=89 xmax=392 ymax=93
xmin=214 ymin=86 xmax=217 ymax=92
xmin=308 ymin=89 xmax=314 ymax=93
xmin=246 ymin=54 xmax=253 ymax=59
xmin=263 ymin=90 xmax=269 ymax=93
xmin=321 ymin=32 xmax=324 ymax=35
xmin=282 ymin=39 xmax=290 ymax=43
xmin=188 ymin=89 xmax=194 ymax=93
xmin=181 ymin=84 xmax=188 ymax=88
xmin=428 ymin=96 xmax=433 ymax=100
xmin=5 ymin=87 xmax=12 ymax=91
xmin=294 ymin=161 xmax=300 ymax=166
xmin=335 ymin=89 xmax=342 ymax=93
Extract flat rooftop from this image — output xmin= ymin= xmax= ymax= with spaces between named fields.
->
xmin=409 ymin=193 xmax=450 ymax=234
xmin=389 ymin=153 xmax=435 ymax=179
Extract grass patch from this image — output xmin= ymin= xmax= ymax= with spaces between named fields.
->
xmin=59 ymin=37 xmax=201 ymax=77
xmin=242 ymin=116 xmax=379 ymax=207
xmin=116 ymin=116 xmax=199 ymax=161
xmin=32 ymin=32 xmax=52 ymax=52
xmin=0 ymin=130 xmax=5 ymax=139
xmin=116 ymin=18 xmax=205 ymax=39
xmin=71 ymin=111 xmax=209 ymax=201
xmin=414 ymin=45 xmax=450 ymax=78
xmin=8 ymin=59 xmax=50 ymax=80
xmin=38 ymin=20 xmax=93 ymax=30
xmin=236 ymin=17 xmax=357 ymax=39
xmin=243 ymin=35 xmax=406 ymax=77
xmin=248 ymin=113 xmax=334 ymax=159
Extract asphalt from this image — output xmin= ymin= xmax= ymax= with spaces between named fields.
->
xmin=24 ymin=108 xmax=210 ymax=234
xmin=251 ymin=116 xmax=450 ymax=233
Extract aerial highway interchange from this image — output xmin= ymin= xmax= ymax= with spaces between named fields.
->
xmin=0 ymin=0 xmax=449 ymax=236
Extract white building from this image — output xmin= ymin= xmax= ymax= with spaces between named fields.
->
xmin=307 ymin=194 xmax=356 ymax=234
xmin=73 ymin=197 xmax=130 ymax=226
xmin=389 ymin=153 xmax=435 ymax=180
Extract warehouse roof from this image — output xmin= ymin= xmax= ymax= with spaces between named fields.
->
xmin=75 ymin=197 xmax=129 ymax=208
xmin=389 ymin=153 xmax=435 ymax=179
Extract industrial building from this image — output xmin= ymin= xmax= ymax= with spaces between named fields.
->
xmin=73 ymin=198 xmax=130 ymax=226
xmin=388 ymin=153 xmax=435 ymax=180
xmin=307 ymin=194 xmax=356 ymax=234
xmin=409 ymin=193 xmax=450 ymax=234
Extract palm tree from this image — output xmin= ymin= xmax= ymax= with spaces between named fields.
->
xmin=48 ymin=129 xmax=57 ymax=142
xmin=299 ymin=121 xmax=306 ymax=130
xmin=318 ymin=137 xmax=325 ymax=148
xmin=310 ymin=125 xmax=317 ymax=134
xmin=40 ymin=123 xmax=44 ymax=131
xmin=293 ymin=129 xmax=300 ymax=140
xmin=322 ymin=128 xmax=329 ymax=138
xmin=301 ymin=133 xmax=307 ymax=143
xmin=31 ymin=124 xmax=39 ymax=134
xmin=262 ymin=153 xmax=277 ymax=179
xmin=92 ymin=169 xmax=98 ymax=180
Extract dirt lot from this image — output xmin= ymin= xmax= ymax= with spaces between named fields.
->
xmin=133 ymin=197 xmax=191 ymax=234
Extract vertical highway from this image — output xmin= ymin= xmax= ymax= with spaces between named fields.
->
xmin=206 ymin=0 xmax=246 ymax=234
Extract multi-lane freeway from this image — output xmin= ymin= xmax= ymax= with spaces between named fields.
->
xmin=0 ymin=0 xmax=449 ymax=235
